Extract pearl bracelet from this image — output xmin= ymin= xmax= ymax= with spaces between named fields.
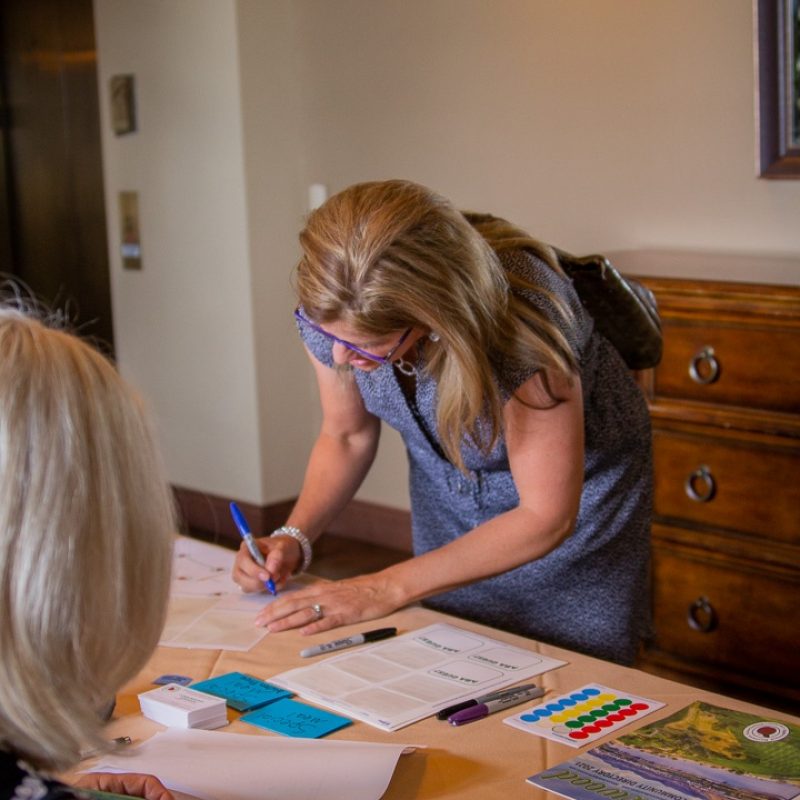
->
xmin=270 ymin=525 xmax=313 ymax=574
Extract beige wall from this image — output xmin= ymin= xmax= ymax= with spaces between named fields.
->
xmin=236 ymin=1 xmax=318 ymax=503
xmin=291 ymin=0 xmax=800 ymax=255
xmin=95 ymin=0 xmax=800 ymax=513
xmin=94 ymin=0 xmax=266 ymax=501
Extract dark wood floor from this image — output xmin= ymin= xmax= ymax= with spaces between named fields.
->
xmin=310 ymin=534 xmax=410 ymax=578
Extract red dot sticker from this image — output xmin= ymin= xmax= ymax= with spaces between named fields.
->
xmin=630 ymin=703 xmax=649 ymax=711
xmin=619 ymin=708 xmax=637 ymax=717
xmin=583 ymin=724 xmax=602 ymax=734
xmin=595 ymin=718 xmax=614 ymax=728
xmin=569 ymin=730 xmax=590 ymax=739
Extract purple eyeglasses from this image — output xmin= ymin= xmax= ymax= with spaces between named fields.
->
xmin=294 ymin=308 xmax=412 ymax=364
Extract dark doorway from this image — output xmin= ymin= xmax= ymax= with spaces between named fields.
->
xmin=0 ymin=0 xmax=113 ymax=352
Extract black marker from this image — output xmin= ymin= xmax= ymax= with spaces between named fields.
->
xmin=300 ymin=627 xmax=397 ymax=657
xmin=449 ymin=686 xmax=545 ymax=725
xmin=436 ymin=683 xmax=541 ymax=720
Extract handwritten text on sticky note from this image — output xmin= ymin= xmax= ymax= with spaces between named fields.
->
xmin=240 ymin=698 xmax=352 ymax=738
xmin=191 ymin=672 xmax=291 ymax=712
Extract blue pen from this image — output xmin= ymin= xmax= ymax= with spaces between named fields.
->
xmin=230 ymin=502 xmax=276 ymax=596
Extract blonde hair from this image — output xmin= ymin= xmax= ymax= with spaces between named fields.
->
xmin=296 ymin=180 xmax=576 ymax=471
xmin=0 ymin=304 xmax=174 ymax=771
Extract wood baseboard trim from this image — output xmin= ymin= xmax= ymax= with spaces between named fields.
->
xmin=171 ymin=485 xmax=293 ymax=546
xmin=172 ymin=486 xmax=412 ymax=554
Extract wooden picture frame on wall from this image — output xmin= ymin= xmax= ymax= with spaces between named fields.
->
xmin=756 ymin=0 xmax=800 ymax=177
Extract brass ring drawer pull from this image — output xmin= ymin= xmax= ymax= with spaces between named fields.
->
xmin=687 ymin=596 xmax=718 ymax=633
xmin=689 ymin=346 xmax=720 ymax=384
xmin=685 ymin=465 xmax=716 ymax=502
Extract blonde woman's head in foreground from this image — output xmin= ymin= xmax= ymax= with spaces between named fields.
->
xmin=0 ymin=299 xmax=174 ymax=771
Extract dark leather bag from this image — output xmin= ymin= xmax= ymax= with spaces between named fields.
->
xmin=554 ymin=248 xmax=663 ymax=370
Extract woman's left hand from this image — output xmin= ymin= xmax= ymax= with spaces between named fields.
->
xmin=74 ymin=772 xmax=174 ymax=800
xmin=255 ymin=573 xmax=402 ymax=634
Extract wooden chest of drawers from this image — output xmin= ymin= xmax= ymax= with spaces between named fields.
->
xmin=634 ymin=276 xmax=800 ymax=714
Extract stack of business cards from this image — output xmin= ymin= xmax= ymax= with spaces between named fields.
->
xmin=138 ymin=683 xmax=227 ymax=729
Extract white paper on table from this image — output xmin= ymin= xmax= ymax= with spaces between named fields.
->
xmin=162 ymin=537 xmax=297 ymax=652
xmin=160 ymin=592 xmax=271 ymax=652
xmin=171 ymin=536 xmax=238 ymax=597
xmin=86 ymin=728 xmax=414 ymax=800
xmin=271 ymin=622 xmax=567 ymax=731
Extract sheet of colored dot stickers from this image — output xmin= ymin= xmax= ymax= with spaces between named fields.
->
xmin=503 ymin=683 xmax=664 ymax=747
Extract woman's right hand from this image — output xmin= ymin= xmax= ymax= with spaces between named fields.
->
xmin=232 ymin=535 xmax=302 ymax=593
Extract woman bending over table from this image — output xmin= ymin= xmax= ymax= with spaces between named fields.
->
xmin=233 ymin=180 xmax=652 ymax=665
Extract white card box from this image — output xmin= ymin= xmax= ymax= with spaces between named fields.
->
xmin=138 ymin=683 xmax=227 ymax=729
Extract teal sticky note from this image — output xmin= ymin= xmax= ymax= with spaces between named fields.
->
xmin=190 ymin=672 xmax=291 ymax=712
xmin=240 ymin=698 xmax=352 ymax=738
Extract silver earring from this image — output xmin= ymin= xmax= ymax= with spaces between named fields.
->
xmin=428 ymin=331 xmax=441 ymax=342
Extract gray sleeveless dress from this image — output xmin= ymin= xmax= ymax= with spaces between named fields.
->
xmin=298 ymin=249 xmax=652 ymax=664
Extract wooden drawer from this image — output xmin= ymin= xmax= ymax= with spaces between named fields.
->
xmin=649 ymin=540 xmax=800 ymax=690
xmin=653 ymin=428 xmax=800 ymax=545
xmin=654 ymin=320 xmax=800 ymax=413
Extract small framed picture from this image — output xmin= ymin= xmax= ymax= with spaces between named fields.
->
xmin=110 ymin=74 xmax=136 ymax=136
xmin=755 ymin=0 xmax=800 ymax=177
